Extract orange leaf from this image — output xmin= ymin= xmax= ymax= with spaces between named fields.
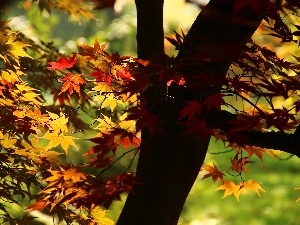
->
xmin=231 ymin=153 xmax=253 ymax=173
xmin=202 ymin=163 xmax=224 ymax=183
xmin=27 ymin=199 xmax=49 ymax=211
xmin=59 ymin=73 xmax=86 ymax=97
xmin=244 ymin=146 xmax=267 ymax=161
xmin=80 ymin=39 xmax=107 ymax=60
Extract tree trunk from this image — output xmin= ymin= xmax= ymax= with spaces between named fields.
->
xmin=117 ymin=1 xmax=270 ymax=225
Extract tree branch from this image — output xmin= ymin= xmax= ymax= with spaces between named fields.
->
xmin=205 ymin=109 xmax=300 ymax=158
xmin=134 ymin=0 xmax=164 ymax=61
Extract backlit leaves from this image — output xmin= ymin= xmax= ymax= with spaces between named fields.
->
xmin=59 ymin=73 xmax=86 ymax=97
xmin=47 ymin=54 xmax=77 ymax=70
xmin=2 ymin=0 xmax=300 ymax=222
xmin=0 ymin=33 xmax=31 ymax=65
xmin=202 ymin=163 xmax=224 ymax=183
xmin=216 ymin=180 xmax=241 ymax=201
xmin=216 ymin=180 xmax=265 ymax=201
xmin=25 ymin=0 xmax=95 ymax=23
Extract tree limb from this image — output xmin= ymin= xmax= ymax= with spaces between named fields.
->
xmin=205 ymin=109 xmax=300 ymax=157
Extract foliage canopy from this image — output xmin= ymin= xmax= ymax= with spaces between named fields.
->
xmin=2 ymin=0 xmax=300 ymax=224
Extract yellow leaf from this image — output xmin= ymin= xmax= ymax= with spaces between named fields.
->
xmin=101 ymin=94 xmax=117 ymax=112
xmin=61 ymin=135 xmax=78 ymax=153
xmin=94 ymin=114 xmax=114 ymax=134
xmin=1 ymin=69 xmax=20 ymax=85
xmin=46 ymin=167 xmax=87 ymax=183
xmin=215 ymin=180 xmax=241 ymax=201
xmin=119 ymin=112 xmax=128 ymax=121
xmin=9 ymin=41 xmax=31 ymax=58
xmin=91 ymin=206 xmax=114 ymax=225
xmin=0 ymin=97 xmax=14 ymax=106
xmin=0 ymin=131 xmax=17 ymax=149
xmin=121 ymin=92 xmax=138 ymax=103
xmin=119 ymin=120 xmax=136 ymax=132
xmin=47 ymin=111 xmax=69 ymax=133
xmin=42 ymin=132 xmax=78 ymax=154
xmin=90 ymin=82 xmax=112 ymax=94
xmin=240 ymin=179 xmax=265 ymax=196
xmin=21 ymin=137 xmax=62 ymax=163
xmin=53 ymin=0 xmax=96 ymax=23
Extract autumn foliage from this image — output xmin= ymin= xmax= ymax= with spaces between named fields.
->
xmin=2 ymin=0 xmax=300 ymax=224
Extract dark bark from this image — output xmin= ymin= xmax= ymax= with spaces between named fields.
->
xmin=134 ymin=0 xmax=164 ymax=61
xmin=205 ymin=109 xmax=300 ymax=157
xmin=117 ymin=1 xmax=270 ymax=225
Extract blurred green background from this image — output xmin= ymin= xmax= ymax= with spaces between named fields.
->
xmin=3 ymin=0 xmax=300 ymax=224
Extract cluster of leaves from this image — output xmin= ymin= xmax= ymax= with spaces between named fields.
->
xmin=175 ymin=1 xmax=300 ymax=200
xmin=0 ymin=5 xmax=119 ymax=225
xmin=23 ymin=0 xmax=95 ymax=23
xmin=29 ymin=39 xmax=147 ymax=213
xmin=3 ymin=0 xmax=300 ymax=224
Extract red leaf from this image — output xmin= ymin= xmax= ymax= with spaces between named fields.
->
xmin=90 ymin=69 xmax=113 ymax=85
xmin=126 ymin=106 xmax=162 ymax=133
xmin=202 ymin=93 xmax=226 ymax=112
xmin=181 ymin=118 xmax=212 ymax=137
xmin=47 ymin=53 xmax=77 ymax=70
xmin=178 ymin=100 xmax=202 ymax=122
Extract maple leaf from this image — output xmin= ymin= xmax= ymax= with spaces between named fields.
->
xmin=231 ymin=153 xmax=253 ymax=173
xmin=94 ymin=114 xmax=116 ymax=135
xmin=47 ymin=53 xmax=77 ymax=70
xmin=121 ymin=69 xmax=151 ymax=97
xmin=43 ymin=132 xmax=78 ymax=154
xmin=181 ymin=118 xmax=212 ymax=137
xmin=47 ymin=111 xmax=69 ymax=133
xmin=215 ymin=180 xmax=241 ymax=201
xmin=101 ymin=94 xmax=118 ymax=112
xmin=80 ymin=39 xmax=107 ymax=60
xmin=202 ymin=93 xmax=226 ymax=112
xmin=90 ymin=69 xmax=113 ymax=85
xmin=27 ymin=199 xmax=48 ymax=211
xmin=0 ymin=34 xmax=31 ymax=65
xmin=90 ymin=207 xmax=114 ymax=225
xmin=0 ymin=131 xmax=17 ymax=149
xmin=202 ymin=163 xmax=224 ymax=183
xmin=46 ymin=167 xmax=87 ymax=183
xmin=240 ymin=179 xmax=265 ymax=197
xmin=244 ymin=146 xmax=267 ymax=161
xmin=117 ymin=136 xmax=140 ymax=149
xmin=178 ymin=100 xmax=202 ymax=122
xmin=59 ymin=73 xmax=86 ymax=97
xmin=126 ymin=106 xmax=162 ymax=133
xmin=266 ymin=107 xmax=296 ymax=130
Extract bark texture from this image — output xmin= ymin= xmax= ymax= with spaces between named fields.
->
xmin=117 ymin=1 xmax=270 ymax=225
